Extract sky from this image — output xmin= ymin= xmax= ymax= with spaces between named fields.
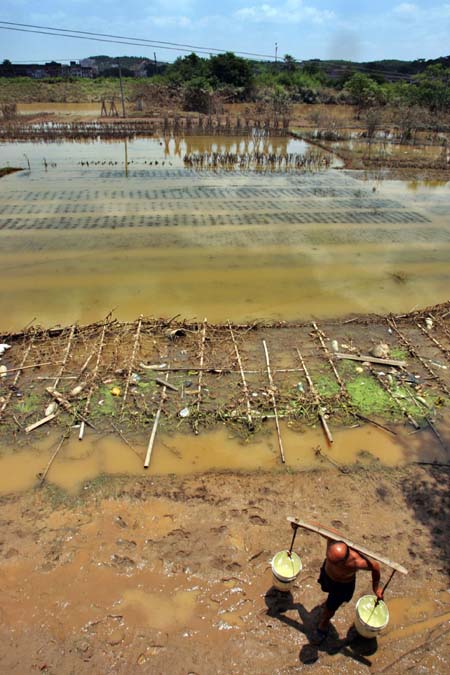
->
xmin=1 ymin=1 xmax=449 ymax=64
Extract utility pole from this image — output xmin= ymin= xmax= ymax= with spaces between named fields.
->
xmin=275 ymin=42 xmax=278 ymax=64
xmin=117 ymin=58 xmax=126 ymax=118
xmin=154 ymin=51 xmax=157 ymax=75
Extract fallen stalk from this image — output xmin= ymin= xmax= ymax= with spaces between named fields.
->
xmin=262 ymin=339 xmax=285 ymax=463
xmin=296 ymin=347 xmax=333 ymax=445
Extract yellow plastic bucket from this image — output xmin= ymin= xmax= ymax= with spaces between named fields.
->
xmin=271 ymin=550 xmax=302 ymax=592
xmin=355 ymin=595 xmax=389 ymax=638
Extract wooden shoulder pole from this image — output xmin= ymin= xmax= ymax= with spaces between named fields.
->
xmin=287 ymin=517 xmax=408 ymax=575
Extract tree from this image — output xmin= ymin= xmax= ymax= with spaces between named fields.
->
xmin=166 ymin=53 xmax=208 ymax=83
xmin=209 ymin=52 xmax=254 ymax=90
xmin=283 ymin=54 xmax=297 ymax=72
xmin=413 ymin=64 xmax=450 ymax=112
xmin=346 ymin=73 xmax=383 ymax=116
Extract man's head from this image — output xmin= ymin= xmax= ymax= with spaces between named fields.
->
xmin=327 ymin=541 xmax=350 ymax=564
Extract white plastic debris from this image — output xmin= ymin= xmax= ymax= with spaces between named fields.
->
xmin=0 ymin=365 xmax=7 ymax=378
xmin=331 ymin=339 xmax=339 ymax=353
xmin=179 ymin=407 xmax=190 ymax=418
xmin=425 ymin=317 xmax=433 ymax=330
xmin=0 ymin=344 xmax=11 ymax=356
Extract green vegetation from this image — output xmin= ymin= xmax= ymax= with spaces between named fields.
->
xmin=1 ymin=53 xmax=448 ymax=113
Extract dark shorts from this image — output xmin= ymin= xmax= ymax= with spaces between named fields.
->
xmin=317 ymin=563 xmax=355 ymax=613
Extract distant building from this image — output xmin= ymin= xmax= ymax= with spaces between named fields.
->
xmin=0 ymin=60 xmax=95 ymax=78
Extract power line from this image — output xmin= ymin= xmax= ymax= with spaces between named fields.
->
xmin=0 ymin=20 xmax=276 ymax=60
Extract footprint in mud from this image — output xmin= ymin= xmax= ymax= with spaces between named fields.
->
xmin=249 ymin=515 xmax=267 ymax=525
xmin=116 ymin=539 xmax=137 ymax=551
xmin=210 ymin=525 xmax=228 ymax=535
xmin=111 ymin=554 xmax=135 ymax=569
xmin=167 ymin=528 xmax=190 ymax=539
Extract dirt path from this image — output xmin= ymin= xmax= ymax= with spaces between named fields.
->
xmin=0 ymin=465 xmax=448 ymax=673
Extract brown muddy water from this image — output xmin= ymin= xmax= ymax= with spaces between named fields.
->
xmin=0 ymin=421 xmax=446 ymax=495
xmin=17 ymin=102 xmax=101 ymax=116
xmin=0 ymin=135 xmax=449 ymax=331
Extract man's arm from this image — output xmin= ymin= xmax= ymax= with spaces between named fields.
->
xmin=355 ymin=556 xmax=383 ymax=599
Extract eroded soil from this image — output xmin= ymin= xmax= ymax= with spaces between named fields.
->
xmin=0 ymin=466 xmax=448 ymax=674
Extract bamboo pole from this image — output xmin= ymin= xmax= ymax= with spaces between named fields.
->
xmin=312 ymin=322 xmax=345 ymax=391
xmin=52 ymin=324 xmax=75 ymax=391
xmin=39 ymin=428 xmax=71 ymax=486
xmin=286 ymin=517 xmax=408 ymax=575
xmin=194 ymin=319 xmax=207 ymax=435
xmin=228 ymin=322 xmax=253 ymax=429
xmin=2 ymin=360 xmax=63 ymax=374
xmin=120 ymin=316 xmax=143 ymax=417
xmin=46 ymin=388 xmax=96 ymax=429
xmin=296 ymin=347 xmax=333 ymax=445
xmin=144 ymin=370 xmax=169 ymax=468
xmin=79 ymin=321 xmax=107 ymax=440
xmin=0 ymin=334 xmax=35 ymax=416
xmin=262 ymin=339 xmax=285 ymax=463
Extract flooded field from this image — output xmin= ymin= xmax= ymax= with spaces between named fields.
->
xmin=1 ymin=135 xmax=449 ymax=331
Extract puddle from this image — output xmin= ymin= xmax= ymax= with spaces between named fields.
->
xmin=17 ymin=102 xmax=102 ymax=116
xmin=0 ymin=136 xmax=448 ymax=331
xmin=0 ymin=421 xmax=445 ymax=494
xmin=120 ymin=589 xmax=199 ymax=630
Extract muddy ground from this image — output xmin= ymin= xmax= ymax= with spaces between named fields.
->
xmin=0 ymin=465 xmax=449 ymax=674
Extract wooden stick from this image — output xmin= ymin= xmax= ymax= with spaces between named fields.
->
xmin=52 ymin=324 xmax=75 ymax=391
xmin=296 ymin=347 xmax=333 ymax=445
xmin=194 ymin=319 xmax=207 ymax=435
xmin=262 ymin=339 xmax=285 ymax=463
xmin=111 ymin=421 xmax=143 ymax=460
xmin=312 ymin=322 xmax=345 ymax=390
xmin=39 ymin=428 xmax=70 ymax=486
xmin=120 ymin=315 xmax=142 ymax=417
xmin=144 ymin=370 xmax=169 ymax=468
xmin=79 ymin=320 xmax=107 ymax=440
xmin=2 ymin=360 xmax=63 ymax=374
xmin=335 ymin=353 xmax=406 ymax=367
xmin=229 ymin=321 xmax=253 ymax=429
xmin=0 ymin=334 xmax=35 ymax=416
xmin=155 ymin=377 xmax=178 ymax=392
xmin=286 ymin=517 xmax=408 ymax=574
xmin=25 ymin=412 xmax=57 ymax=433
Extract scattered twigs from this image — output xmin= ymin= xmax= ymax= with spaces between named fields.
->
xmin=296 ymin=347 xmax=333 ymax=445
xmin=388 ymin=318 xmax=450 ymax=396
xmin=144 ymin=370 xmax=169 ymax=468
xmin=369 ymin=364 xmax=420 ymax=429
xmin=0 ymin=333 xmax=35 ymax=416
xmin=46 ymin=387 xmax=96 ymax=429
xmin=262 ymin=339 xmax=285 ymax=463
xmin=111 ymin=421 xmax=142 ymax=460
xmin=39 ymin=427 xmax=71 ymax=486
xmin=194 ymin=319 xmax=208 ymax=435
xmin=312 ymin=322 xmax=396 ymax=435
xmin=229 ymin=322 xmax=253 ymax=429
xmin=79 ymin=320 xmax=107 ymax=440
xmin=430 ymin=313 xmax=450 ymax=342
xmin=415 ymin=321 xmax=450 ymax=358
xmin=120 ymin=316 xmax=143 ymax=417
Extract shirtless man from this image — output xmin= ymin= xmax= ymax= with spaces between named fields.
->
xmin=316 ymin=539 xmax=383 ymax=638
